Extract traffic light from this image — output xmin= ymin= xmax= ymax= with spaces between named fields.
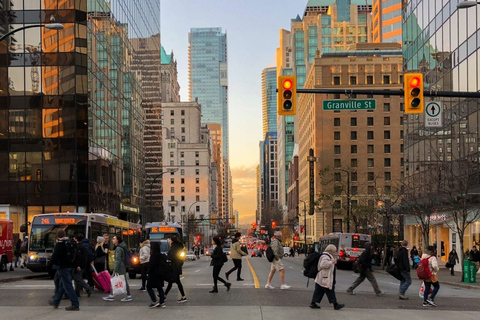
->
xmin=404 ymin=73 xmax=424 ymax=114
xmin=271 ymin=221 xmax=277 ymax=229
xmin=197 ymin=235 xmax=201 ymax=241
xmin=294 ymin=236 xmax=298 ymax=241
xmin=210 ymin=215 xmax=215 ymax=224
xmin=278 ymin=75 xmax=297 ymax=116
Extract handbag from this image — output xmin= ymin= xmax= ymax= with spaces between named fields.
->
xmin=386 ymin=264 xmax=403 ymax=281
xmin=419 ymin=282 xmax=433 ymax=298
xmin=111 ymin=273 xmax=127 ymax=296
xmin=445 ymin=262 xmax=453 ymax=269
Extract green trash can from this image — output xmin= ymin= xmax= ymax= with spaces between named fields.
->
xmin=463 ymin=260 xmax=477 ymax=283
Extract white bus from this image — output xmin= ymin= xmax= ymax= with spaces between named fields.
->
xmin=317 ymin=233 xmax=371 ymax=269
xmin=28 ymin=213 xmax=142 ymax=275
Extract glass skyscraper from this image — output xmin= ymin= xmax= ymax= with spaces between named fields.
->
xmin=262 ymin=67 xmax=277 ymax=137
xmin=372 ymin=0 xmax=402 ymax=43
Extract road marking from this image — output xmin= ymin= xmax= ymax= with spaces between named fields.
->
xmin=246 ymin=257 xmax=260 ymax=289
xmin=288 ymin=266 xmax=293 ymax=269
xmin=180 ymin=276 xmax=185 ymax=280
xmin=195 ymin=269 xmax=201 ymax=273
xmin=196 ymin=284 xmax=214 ymax=286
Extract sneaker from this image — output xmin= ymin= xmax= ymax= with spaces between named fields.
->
xmin=139 ymin=287 xmax=146 ymax=291
xmin=376 ymin=292 xmax=385 ymax=297
xmin=399 ymin=295 xmax=409 ymax=300
xmin=158 ymin=303 xmax=166 ymax=308
xmin=426 ymin=299 xmax=437 ymax=307
xmin=309 ymin=303 xmax=321 ymax=309
xmin=103 ymin=295 xmax=115 ymax=302
xmin=149 ymin=301 xmax=160 ymax=308
xmin=87 ymin=289 xmax=93 ymax=297
xmin=346 ymin=289 xmax=355 ymax=295
xmin=334 ymin=303 xmax=345 ymax=310
xmin=423 ymin=302 xmax=430 ymax=307
xmin=48 ymin=300 xmax=58 ymax=309
xmin=265 ymin=284 xmax=275 ymax=289
xmin=65 ymin=306 xmax=79 ymax=311
xmin=225 ymin=282 xmax=231 ymax=291
xmin=121 ymin=296 xmax=133 ymax=302
xmin=177 ymin=297 xmax=187 ymax=303
xmin=280 ymin=284 xmax=291 ymax=290
xmin=237 ymin=278 xmax=244 ymax=281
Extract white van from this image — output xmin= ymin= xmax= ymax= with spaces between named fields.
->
xmin=283 ymin=247 xmax=290 ymax=257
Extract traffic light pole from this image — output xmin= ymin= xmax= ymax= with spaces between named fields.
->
xmin=294 ymin=88 xmax=480 ymax=98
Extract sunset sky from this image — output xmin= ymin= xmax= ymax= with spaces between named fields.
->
xmin=161 ymin=1 xmax=306 ymax=224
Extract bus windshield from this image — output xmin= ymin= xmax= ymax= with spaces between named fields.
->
xmin=30 ymin=216 xmax=87 ymax=251
xmin=351 ymin=239 xmax=369 ymax=249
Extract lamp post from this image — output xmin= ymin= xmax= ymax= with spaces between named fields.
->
xmin=299 ymin=199 xmax=307 ymax=256
xmin=186 ymin=200 xmax=206 ymax=250
xmin=457 ymin=1 xmax=480 ymax=9
xmin=149 ymin=168 xmax=178 ymax=223
xmin=0 ymin=23 xmax=64 ymax=42
xmin=336 ymin=168 xmax=351 ymax=233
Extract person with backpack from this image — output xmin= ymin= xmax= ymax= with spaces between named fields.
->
xmin=346 ymin=242 xmax=385 ymax=297
xmin=309 ymin=245 xmax=344 ymax=310
xmin=146 ymin=242 xmax=166 ymax=308
xmin=225 ymin=232 xmax=248 ymax=281
xmin=48 ymin=229 xmax=79 ymax=311
xmin=209 ymin=236 xmax=231 ymax=293
xmin=102 ymin=235 xmax=132 ymax=302
xmin=138 ymin=239 xmax=151 ymax=291
xmin=265 ymin=231 xmax=291 ymax=290
xmin=420 ymin=246 xmax=440 ymax=307
xmin=73 ymin=234 xmax=92 ymax=297
xmin=397 ymin=240 xmax=412 ymax=300
xmin=164 ymin=235 xmax=187 ymax=302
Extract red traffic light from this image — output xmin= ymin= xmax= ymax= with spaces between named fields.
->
xmin=409 ymin=76 xmax=420 ymax=88
xmin=271 ymin=221 xmax=277 ymax=229
xmin=197 ymin=235 xmax=201 ymax=240
xmin=282 ymin=79 xmax=293 ymax=90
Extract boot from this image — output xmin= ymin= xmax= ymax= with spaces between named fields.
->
xmin=209 ymin=287 xmax=218 ymax=293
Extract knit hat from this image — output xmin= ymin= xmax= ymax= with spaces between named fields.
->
xmin=96 ymin=236 xmax=105 ymax=244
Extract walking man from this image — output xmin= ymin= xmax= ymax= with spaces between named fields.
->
xmin=225 ymin=232 xmax=247 ymax=281
xmin=346 ymin=242 xmax=384 ymax=296
xmin=265 ymin=231 xmax=290 ymax=290
xmin=397 ymin=240 xmax=412 ymax=300
xmin=73 ymin=234 xmax=92 ymax=297
xmin=102 ymin=235 xmax=132 ymax=302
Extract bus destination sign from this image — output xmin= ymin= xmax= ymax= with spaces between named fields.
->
xmin=150 ymin=227 xmax=176 ymax=233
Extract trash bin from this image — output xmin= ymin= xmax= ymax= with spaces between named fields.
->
xmin=463 ymin=260 xmax=477 ymax=283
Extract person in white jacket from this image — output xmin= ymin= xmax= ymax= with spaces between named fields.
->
xmin=422 ymin=246 xmax=440 ymax=307
xmin=309 ymin=245 xmax=345 ymax=310
xmin=139 ymin=239 xmax=151 ymax=291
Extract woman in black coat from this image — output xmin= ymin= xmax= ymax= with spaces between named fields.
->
xmin=209 ymin=236 xmax=231 ymax=293
xmin=147 ymin=242 xmax=165 ymax=308
xmin=447 ymin=249 xmax=459 ymax=276
xmin=164 ymin=235 xmax=187 ymax=302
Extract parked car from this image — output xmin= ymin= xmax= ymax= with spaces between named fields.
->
xmin=251 ymin=249 xmax=261 ymax=257
xmin=283 ymin=247 xmax=290 ymax=257
xmin=223 ymin=247 xmax=231 ymax=256
xmin=185 ymin=250 xmax=196 ymax=261
xmin=206 ymin=248 xmax=214 ymax=256
xmin=128 ymin=239 xmax=169 ymax=279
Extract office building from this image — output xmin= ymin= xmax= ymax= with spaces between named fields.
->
xmin=262 ymin=67 xmax=278 ymax=137
xmin=372 ymin=0 xmax=403 ymax=43
xmin=161 ymin=46 xmax=180 ymax=103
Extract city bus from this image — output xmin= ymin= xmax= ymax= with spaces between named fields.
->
xmin=317 ymin=233 xmax=371 ymax=269
xmin=143 ymin=222 xmax=183 ymax=241
xmin=28 ymin=213 xmax=142 ymax=275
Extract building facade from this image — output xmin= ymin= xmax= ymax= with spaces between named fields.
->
xmin=260 ymin=133 xmax=278 ymax=224
xmin=160 ymin=46 xmax=180 ymax=103
xmin=372 ymin=0 xmax=403 ymax=43
xmin=262 ymin=67 xmax=277 ymax=137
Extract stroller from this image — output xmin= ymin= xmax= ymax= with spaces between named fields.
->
xmin=412 ymin=255 xmax=420 ymax=269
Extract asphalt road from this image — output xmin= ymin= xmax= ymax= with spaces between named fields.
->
xmin=1 ymin=255 xmax=479 ymax=312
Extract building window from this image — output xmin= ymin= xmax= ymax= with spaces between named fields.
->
xmin=195 ymin=151 xmax=199 ymax=157
xmin=334 ymin=173 xmax=341 ymax=181
xmin=384 ymin=103 xmax=391 ymax=112
xmin=351 ymin=117 xmax=357 ymax=126
xmin=170 ymin=119 xmax=174 ymax=125
xmin=384 ymin=117 xmax=390 ymax=125
xmin=351 ymin=159 xmax=358 ymax=167
xmin=367 ymin=145 xmax=374 ymax=153
xmin=181 ymin=127 xmax=185 ymax=133
xmin=196 ymin=195 xmax=200 ymax=201
xmin=195 ymin=160 xmax=199 ymax=166
xmin=181 ymin=136 xmax=185 ymax=142
xmin=350 ymin=76 xmax=357 ymax=85
xmin=368 ymin=186 xmax=375 ymax=194
xmin=383 ymin=75 xmax=390 ymax=84
xmin=334 ymin=132 xmax=341 ymax=140
xmin=334 ymin=186 xmax=343 ymax=196
xmin=368 ymin=172 xmax=374 ymax=181
xmin=170 ymin=161 xmax=174 ymax=166
xmin=400 ymin=130 xmax=404 ymax=139
xmin=180 ymin=161 xmax=185 ymax=166
xmin=384 ymin=131 xmax=391 ymax=139
xmin=181 ymin=187 xmax=185 ymax=193
xmin=385 ymin=172 xmax=391 ymax=181
xmin=171 ymin=187 xmax=174 ymax=193
xmin=384 ymin=144 xmax=391 ymax=153
xmin=351 ymin=172 xmax=357 ymax=182
xmin=170 ymin=206 xmax=175 ymax=212
xmin=334 ymin=159 xmax=341 ymax=168
xmin=181 ymin=196 xmax=185 ymax=202
xmin=170 ymin=152 xmax=174 ymax=157
xmin=334 ymin=118 xmax=340 ymax=126
xmin=367 ymin=131 xmax=374 ymax=139
xmin=384 ymin=158 xmax=391 ymax=167
xmin=400 ymin=144 xmax=404 ymax=153
xmin=367 ymin=75 xmax=373 ymax=84
xmin=181 ymin=205 xmax=185 ymax=212
xmin=196 ymin=178 xmax=199 ymax=184
xmin=367 ymin=117 xmax=374 ymax=126
xmin=351 ymin=186 xmax=358 ymax=195
xmin=196 ymin=169 xmax=200 ymax=175
xmin=334 ymin=200 xmax=342 ymax=208
xmin=351 ymin=131 xmax=357 ymax=140
xmin=181 ymin=178 xmax=185 ymax=184
xmin=180 ymin=152 xmax=184 ymax=158
xmin=181 ymin=119 xmax=185 ymax=124
xmin=196 ymin=187 xmax=200 ymax=193
xmin=384 ymin=185 xmax=391 ymax=193
xmin=170 ymin=110 xmax=174 ymax=116
xmin=333 ymin=76 xmax=340 ymax=85
xmin=195 ymin=206 xmax=200 ymax=212
xmin=171 ymin=178 xmax=174 ymax=184
xmin=181 ymin=110 xmax=185 ymax=116
xmin=180 ymin=169 xmax=185 ymax=175
xmin=334 ymin=145 xmax=341 ymax=154
xmin=171 ymin=196 xmax=175 ymax=201
xmin=351 ymin=145 xmax=357 ymax=154
xmin=367 ymin=158 xmax=374 ymax=167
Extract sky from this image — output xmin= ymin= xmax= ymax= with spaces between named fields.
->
xmin=161 ymin=1 xmax=307 ymax=225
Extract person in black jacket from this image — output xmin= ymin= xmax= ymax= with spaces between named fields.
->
xmin=209 ymin=237 xmax=231 ymax=293
xmin=48 ymin=229 xmax=79 ymax=311
xmin=164 ymin=236 xmax=187 ymax=303
xmin=397 ymin=240 xmax=411 ymax=300
xmin=346 ymin=242 xmax=384 ymax=296
xmin=146 ymin=242 xmax=166 ymax=308
xmin=73 ymin=234 xmax=92 ymax=297
xmin=447 ymin=249 xmax=459 ymax=276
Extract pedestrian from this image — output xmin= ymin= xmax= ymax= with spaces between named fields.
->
xmin=422 ymin=246 xmax=440 ymax=307
xmin=164 ymin=235 xmax=187 ymax=302
xmin=102 ymin=235 xmax=132 ymax=302
xmin=265 ymin=231 xmax=291 ymax=290
xmin=309 ymin=244 xmax=344 ymax=310
xmin=225 ymin=232 xmax=247 ymax=281
xmin=346 ymin=242 xmax=385 ymax=296
xmin=94 ymin=236 xmax=107 ymax=272
xmin=397 ymin=240 xmax=412 ymax=300
xmin=447 ymin=249 xmax=459 ymax=276
xmin=103 ymin=233 xmax=110 ymax=272
xmin=194 ymin=246 xmax=200 ymax=260
xmin=469 ymin=246 xmax=480 ymax=272
xmin=20 ymin=236 xmax=28 ymax=268
xmin=138 ymin=239 xmax=151 ymax=291
xmin=82 ymin=237 xmax=95 ymax=289
xmin=146 ymin=242 xmax=166 ymax=308
xmin=48 ymin=229 xmax=79 ymax=311
xmin=290 ymin=247 xmax=295 ymax=257
xmin=410 ymin=246 xmax=419 ymax=269
xmin=209 ymin=236 xmax=231 ymax=293
xmin=73 ymin=234 xmax=92 ymax=297
xmin=14 ymin=239 xmax=21 ymax=268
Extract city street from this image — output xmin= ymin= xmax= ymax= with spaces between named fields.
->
xmin=1 ymin=255 xmax=479 ymax=319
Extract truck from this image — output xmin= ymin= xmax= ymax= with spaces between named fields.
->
xmin=0 ymin=219 xmax=13 ymax=272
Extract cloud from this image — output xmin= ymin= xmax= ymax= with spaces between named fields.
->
xmin=231 ymin=165 xmax=258 ymax=224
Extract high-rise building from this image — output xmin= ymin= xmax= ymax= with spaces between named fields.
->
xmin=260 ymin=133 xmax=278 ymax=224
xmin=207 ymin=123 xmax=224 ymax=220
xmin=372 ymin=0 xmax=403 ymax=43
xmin=161 ymin=46 xmax=180 ymax=103
xmin=262 ymin=67 xmax=277 ymax=137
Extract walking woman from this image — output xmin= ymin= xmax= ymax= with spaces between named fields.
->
xmin=146 ymin=242 xmax=165 ymax=308
xmin=138 ymin=239 xmax=151 ymax=291
xmin=309 ymin=244 xmax=344 ymax=310
xmin=422 ymin=246 xmax=440 ymax=307
xmin=14 ymin=239 xmax=22 ymax=268
xmin=410 ymin=246 xmax=419 ymax=269
xmin=209 ymin=237 xmax=231 ymax=293
xmin=447 ymin=249 xmax=459 ymax=276
xmin=94 ymin=236 xmax=107 ymax=272
xmin=164 ymin=236 xmax=187 ymax=303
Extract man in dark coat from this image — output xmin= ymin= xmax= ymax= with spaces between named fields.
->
xmin=164 ymin=236 xmax=187 ymax=302
xmin=397 ymin=240 xmax=411 ymax=300
xmin=346 ymin=242 xmax=384 ymax=296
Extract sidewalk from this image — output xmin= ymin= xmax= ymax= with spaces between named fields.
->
xmin=0 ymin=264 xmax=47 ymax=283
xmin=374 ymin=265 xmax=480 ymax=290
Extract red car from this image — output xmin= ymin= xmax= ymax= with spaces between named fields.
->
xmin=0 ymin=220 xmax=13 ymax=272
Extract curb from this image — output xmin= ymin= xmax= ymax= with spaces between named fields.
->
xmin=0 ymin=274 xmax=48 ymax=284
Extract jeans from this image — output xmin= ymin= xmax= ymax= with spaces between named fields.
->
xmin=212 ymin=265 xmax=227 ymax=290
xmin=226 ymin=259 xmax=243 ymax=279
xmin=73 ymin=268 xmax=90 ymax=294
xmin=399 ymin=271 xmax=412 ymax=295
xmin=147 ymin=282 xmax=165 ymax=304
xmin=14 ymin=256 xmax=20 ymax=267
xmin=348 ymin=269 xmax=381 ymax=294
xmin=311 ymin=283 xmax=337 ymax=304
xmin=423 ymin=280 xmax=440 ymax=301
xmin=53 ymin=268 xmax=79 ymax=307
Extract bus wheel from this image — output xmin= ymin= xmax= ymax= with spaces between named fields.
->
xmin=128 ymin=272 xmax=136 ymax=279
xmin=0 ymin=257 xmax=7 ymax=272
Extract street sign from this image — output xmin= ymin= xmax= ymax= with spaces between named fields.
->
xmin=322 ymin=99 xmax=376 ymax=111
xmin=425 ymin=101 xmax=442 ymax=127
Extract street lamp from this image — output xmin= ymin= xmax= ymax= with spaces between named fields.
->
xmin=298 ymin=199 xmax=307 ymax=256
xmin=0 ymin=23 xmax=64 ymax=42
xmin=457 ymin=1 xmax=480 ymax=9
xmin=149 ymin=168 xmax=178 ymax=223
xmin=186 ymin=200 xmax=206 ymax=250
xmin=336 ymin=168 xmax=351 ymax=233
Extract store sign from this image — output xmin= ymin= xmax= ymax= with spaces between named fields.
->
xmin=425 ymin=214 xmax=447 ymax=223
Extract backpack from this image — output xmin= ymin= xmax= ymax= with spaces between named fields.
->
xmin=122 ymin=247 xmax=133 ymax=268
xmin=266 ymin=246 xmax=275 ymax=262
xmin=64 ymin=239 xmax=77 ymax=266
xmin=303 ymin=252 xmax=322 ymax=278
xmin=416 ymin=257 xmax=432 ymax=280
xmin=83 ymin=242 xmax=95 ymax=263
xmin=352 ymin=257 xmax=363 ymax=273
